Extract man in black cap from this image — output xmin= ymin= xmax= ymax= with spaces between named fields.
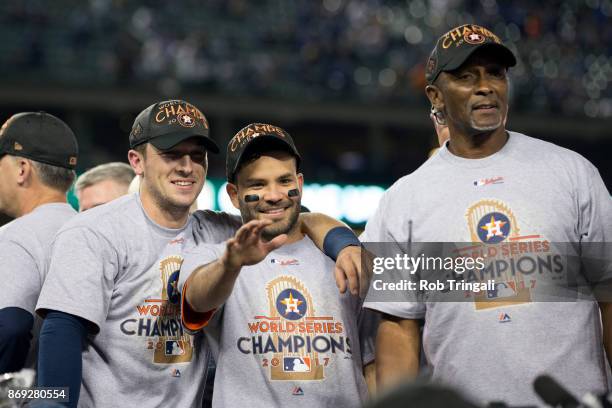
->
xmin=35 ymin=102 xmax=365 ymax=407
xmin=0 ymin=112 xmax=78 ymax=374
xmin=361 ymin=24 xmax=612 ymax=406
xmin=178 ymin=123 xmax=376 ymax=407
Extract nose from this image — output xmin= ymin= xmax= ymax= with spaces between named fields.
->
xmin=262 ymin=184 xmax=285 ymax=204
xmin=176 ymin=154 xmax=193 ymax=174
xmin=474 ymin=74 xmax=493 ymax=96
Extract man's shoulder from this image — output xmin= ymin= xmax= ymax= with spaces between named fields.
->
xmin=0 ymin=204 xmax=76 ymax=245
xmin=510 ymin=131 xmax=598 ymax=175
xmin=190 ymin=210 xmax=241 ymax=242
xmin=58 ymin=194 xmax=141 ymax=237
xmin=191 ymin=209 xmax=240 ymax=224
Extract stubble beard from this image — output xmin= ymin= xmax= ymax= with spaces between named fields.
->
xmin=239 ymin=199 xmax=300 ymax=241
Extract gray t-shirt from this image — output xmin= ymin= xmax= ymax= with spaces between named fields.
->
xmin=0 ymin=202 xmax=76 ymax=368
xmin=362 ymin=132 xmax=612 ymax=406
xmin=179 ymin=236 xmax=376 ymax=408
xmin=36 ymin=193 xmax=240 ymax=408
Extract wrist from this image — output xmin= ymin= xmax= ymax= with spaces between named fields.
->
xmin=220 ymin=251 xmax=242 ymax=275
xmin=323 ymin=226 xmax=360 ymax=261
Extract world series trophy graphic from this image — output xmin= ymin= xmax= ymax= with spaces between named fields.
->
xmin=154 ymin=256 xmax=194 ymax=363
xmin=466 ymin=200 xmax=532 ymax=310
xmin=266 ymin=276 xmax=325 ymax=380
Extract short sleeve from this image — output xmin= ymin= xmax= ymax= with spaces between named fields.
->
xmin=36 ymin=226 xmax=119 ymax=333
xmin=0 ymin=240 xmax=41 ymax=314
xmin=577 ymin=164 xmax=612 ymax=291
xmin=191 ymin=211 xmax=242 ymax=245
xmin=360 ymin=190 xmax=390 ymax=243
xmin=357 ymin=307 xmax=380 ymax=365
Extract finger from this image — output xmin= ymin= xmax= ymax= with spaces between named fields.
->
xmin=334 ymin=265 xmax=347 ymax=294
xmin=342 ymin=259 xmax=359 ymax=296
xmin=265 ymin=234 xmax=288 ymax=252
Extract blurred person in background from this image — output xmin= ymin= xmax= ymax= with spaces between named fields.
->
xmin=74 ymin=162 xmax=135 ymax=211
xmin=0 ymin=112 xmax=78 ymax=374
xmin=363 ymin=24 xmax=612 ymax=406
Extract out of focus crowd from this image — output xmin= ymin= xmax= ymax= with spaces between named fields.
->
xmin=1 ymin=0 xmax=611 ymax=118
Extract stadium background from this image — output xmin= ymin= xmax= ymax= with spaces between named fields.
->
xmin=0 ymin=0 xmax=610 ymax=227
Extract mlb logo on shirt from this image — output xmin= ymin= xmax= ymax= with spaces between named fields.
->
xmin=171 ymin=368 xmax=181 ymax=377
xmin=283 ymin=356 xmax=311 ymax=372
xmin=487 ymin=282 xmax=516 ymax=299
xmin=292 ymin=387 xmax=304 ymax=396
xmin=165 ymin=340 xmax=185 ymax=356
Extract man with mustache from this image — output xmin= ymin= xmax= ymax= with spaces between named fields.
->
xmin=363 ymin=24 xmax=612 ymax=406
xmin=179 ymin=123 xmax=376 ymax=407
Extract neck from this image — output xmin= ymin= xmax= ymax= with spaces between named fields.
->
xmin=16 ymin=188 xmax=66 ymax=217
xmin=139 ymin=187 xmax=190 ymax=229
xmin=447 ymin=126 xmax=508 ymax=158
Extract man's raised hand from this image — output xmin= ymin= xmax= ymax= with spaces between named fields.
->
xmin=221 ymin=219 xmax=288 ymax=273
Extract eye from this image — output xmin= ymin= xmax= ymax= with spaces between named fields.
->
xmin=280 ymin=178 xmax=292 ymax=184
xmin=190 ymin=152 xmax=206 ymax=164
xmin=490 ymin=69 xmax=506 ymax=79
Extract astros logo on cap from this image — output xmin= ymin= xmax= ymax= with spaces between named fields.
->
xmin=465 ymin=32 xmax=485 ymax=44
xmin=178 ymin=113 xmax=196 ymax=128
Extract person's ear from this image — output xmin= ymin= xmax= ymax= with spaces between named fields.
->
xmin=128 ymin=149 xmax=144 ymax=176
xmin=226 ymin=182 xmax=240 ymax=209
xmin=15 ymin=158 xmax=32 ymax=185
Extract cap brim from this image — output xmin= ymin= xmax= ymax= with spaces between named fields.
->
xmin=229 ymin=134 xmax=301 ymax=180
xmin=445 ymin=43 xmax=517 ymax=73
xmin=150 ymin=131 xmax=220 ymax=154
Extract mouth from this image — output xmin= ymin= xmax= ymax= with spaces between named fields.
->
xmin=472 ymin=102 xmax=499 ymax=112
xmin=171 ymin=180 xmax=196 ymax=189
xmin=258 ymin=206 xmax=290 ymax=218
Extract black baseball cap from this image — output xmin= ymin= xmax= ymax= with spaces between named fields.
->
xmin=226 ymin=123 xmax=301 ymax=182
xmin=425 ymin=24 xmax=517 ymax=84
xmin=0 ymin=112 xmax=78 ymax=169
xmin=129 ymin=99 xmax=219 ymax=153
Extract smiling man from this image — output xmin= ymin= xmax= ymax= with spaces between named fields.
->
xmin=35 ymin=100 xmax=240 ymax=408
xmin=178 ymin=124 xmax=376 ymax=407
xmin=35 ymin=104 xmax=366 ymax=408
xmin=362 ymin=24 xmax=612 ymax=406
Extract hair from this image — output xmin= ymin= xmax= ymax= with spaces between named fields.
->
xmin=75 ymin=162 xmax=136 ymax=193
xmin=133 ymin=143 xmax=147 ymax=157
xmin=28 ymin=160 xmax=77 ymax=193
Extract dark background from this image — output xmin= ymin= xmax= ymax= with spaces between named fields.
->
xmin=0 ymin=0 xmax=610 ymax=226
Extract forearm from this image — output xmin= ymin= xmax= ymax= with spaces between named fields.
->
xmin=600 ymin=302 xmax=612 ymax=366
xmin=299 ymin=213 xmax=348 ymax=250
xmin=376 ymin=315 xmax=420 ymax=391
xmin=37 ymin=311 xmax=87 ymax=408
xmin=186 ymin=258 xmax=241 ymax=313
xmin=0 ymin=307 xmax=33 ymax=374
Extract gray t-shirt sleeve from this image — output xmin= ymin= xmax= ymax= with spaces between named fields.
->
xmin=36 ymin=226 xmax=119 ymax=332
xmin=179 ymin=243 xmax=225 ymax=333
xmin=360 ymin=190 xmax=391 ymax=243
xmin=191 ymin=210 xmax=242 ymax=244
xmin=357 ymin=307 xmax=379 ymax=366
xmin=577 ymin=163 xmax=612 ymax=286
xmin=0 ymin=239 xmax=40 ymax=314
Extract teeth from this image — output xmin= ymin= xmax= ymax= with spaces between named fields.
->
xmin=174 ymin=181 xmax=193 ymax=186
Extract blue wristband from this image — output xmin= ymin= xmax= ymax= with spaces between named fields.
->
xmin=323 ymin=226 xmax=360 ymax=261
